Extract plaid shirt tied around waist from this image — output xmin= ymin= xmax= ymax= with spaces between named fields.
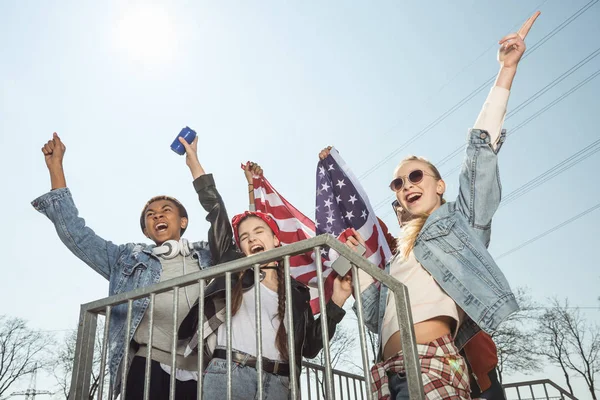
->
xmin=370 ymin=334 xmax=471 ymax=400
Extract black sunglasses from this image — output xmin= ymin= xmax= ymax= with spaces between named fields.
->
xmin=389 ymin=169 xmax=434 ymax=192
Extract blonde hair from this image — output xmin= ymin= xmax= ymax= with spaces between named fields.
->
xmin=396 ymin=156 xmax=446 ymax=259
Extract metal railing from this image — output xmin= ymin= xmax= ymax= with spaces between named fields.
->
xmin=502 ymin=379 xmax=579 ymax=400
xmin=69 ymin=234 xmax=424 ymax=399
xmin=302 ymin=361 xmax=367 ymax=400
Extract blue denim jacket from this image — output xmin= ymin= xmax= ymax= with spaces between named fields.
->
xmin=31 ymin=174 xmax=225 ymax=390
xmin=356 ymin=129 xmax=518 ymax=359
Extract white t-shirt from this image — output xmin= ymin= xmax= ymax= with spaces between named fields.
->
xmin=217 ymin=283 xmax=285 ymax=361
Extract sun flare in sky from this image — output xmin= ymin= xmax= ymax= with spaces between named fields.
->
xmin=113 ymin=5 xmax=177 ymax=66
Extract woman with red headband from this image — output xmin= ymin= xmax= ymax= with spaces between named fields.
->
xmin=179 ymin=205 xmax=353 ymax=398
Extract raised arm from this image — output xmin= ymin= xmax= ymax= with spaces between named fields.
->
xmin=242 ymin=161 xmax=263 ymax=211
xmin=178 ymin=137 xmax=241 ymax=265
xmin=456 ymin=12 xmax=540 ymax=238
xmin=33 ymin=133 xmax=123 ymax=280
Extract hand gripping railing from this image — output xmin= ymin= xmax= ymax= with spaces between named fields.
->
xmin=69 ymin=234 xmax=424 ymax=400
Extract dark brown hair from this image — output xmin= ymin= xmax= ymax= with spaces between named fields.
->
xmin=231 ymin=215 xmax=289 ymax=360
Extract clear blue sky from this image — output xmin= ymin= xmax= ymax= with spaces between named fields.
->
xmin=1 ymin=0 xmax=599 ymax=397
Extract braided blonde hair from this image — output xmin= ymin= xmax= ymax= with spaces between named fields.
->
xmin=396 ymin=156 xmax=446 ymax=259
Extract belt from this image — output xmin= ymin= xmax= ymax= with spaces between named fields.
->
xmin=213 ymin=349 xmax=290 ymax=376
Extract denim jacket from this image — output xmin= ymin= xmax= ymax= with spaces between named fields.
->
xmin=31 ymin=174 xmax=229 ymax=391
xmin=356 ymin=129 xmax=518 ymax=359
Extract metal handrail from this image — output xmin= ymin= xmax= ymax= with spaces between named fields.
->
xmin=69 ymin=234 xmax=424 ymax=399
xmin=502 ymin=379 xmax=578 ymax=400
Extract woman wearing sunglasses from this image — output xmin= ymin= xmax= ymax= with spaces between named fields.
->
xmin=345 ymin=12 xmax=541 ymax=399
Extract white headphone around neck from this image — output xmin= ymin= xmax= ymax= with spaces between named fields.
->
xmin=152 ymin=239 xmax=193 ymax=259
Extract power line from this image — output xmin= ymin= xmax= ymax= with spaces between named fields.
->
xmin=496 ymin=201 xmax=600 ymax=260
xmin=373 ymin=65 xmax=600 ymax=218
xmin=376 ymin=0 xmax=550 ymax=144
xmin=358 ymin=0 xmax=599 ymax=181
xmin=442 ymin=65 xmax=600 ymax=177
xmin=500 ymin=138 xmax=600 ymax=207
xmin=436 ymin=46 xmax=600 ymax=170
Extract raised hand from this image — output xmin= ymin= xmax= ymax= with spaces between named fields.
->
xmin=41 ymin=133 xmax=66 ymax=169
xmin=242 ymin=161 xmax=263 ymax=184
xmin=318 ymin=146 xmax=333 ymax=160
xmin=498 ymin=11 xmax=540 ymax=69
xmin=178 ymin=136 xmax=205 ymax=179
xmin=344 ymin=228 xmax=366 ymax=253
xmin=331 ymin=273 xmax=353 ymax=306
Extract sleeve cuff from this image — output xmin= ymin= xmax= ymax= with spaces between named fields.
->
xmin=326 ymin=299 xmax=346 ymax=323
xmin=31 ymin=187 xmax=72 ymax=211
xmin=192 ymin=173 xmax=215 ymax=193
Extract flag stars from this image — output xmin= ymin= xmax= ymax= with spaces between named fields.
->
xmin=321 ymin=182 xmax=331 ymax=192
xmin=336 ymin=179 xmax=346 ymax=189
xmin=328 ymin=164 xmax=335 ymax=171
xmin=336 ymin=195 xmax=342 ymax=204
xmin=348 ymin=195 xmax=358 ymax=204
xmin=361 ymin=210 xmax=368 ymax=219
xmin=326 ymin=215 xmax=335 ymax=225
xmin=324 ymin=199 xmax=333 ymax=208
xmin=319 ymin=166 xmax=326 ymax=176
xmin=345 ymin=211 xmax=355 ymax=221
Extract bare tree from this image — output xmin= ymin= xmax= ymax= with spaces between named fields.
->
xmin=0 ymin=315 xmax=53 ymax=397
xmin=307 ymin=323 xmax=359 ymax=397
xmin=490 ymin=287 xmax=540 ymax=383
xmin=52 ymin=323 xmax=108 ymax=400
xmin=537 ymin=298 xmax=600 ymax=400
xmin=537 ymin=307 xmax=575 ymax=395
xmin=366 ymin=330 xmax=379 ymax=365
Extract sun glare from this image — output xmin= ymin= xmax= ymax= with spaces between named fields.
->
xmin=114 ymin=5 xmax=177 ymax=65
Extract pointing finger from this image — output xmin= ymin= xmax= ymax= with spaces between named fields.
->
xmin=517 ymin=11 xmax=541 ymax=39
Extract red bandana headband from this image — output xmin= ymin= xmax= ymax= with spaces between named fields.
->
xmin=231 ymin=211 xmax=280 ymax=248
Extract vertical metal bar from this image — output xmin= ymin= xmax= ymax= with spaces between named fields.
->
xmin=306 ymin=367 xmax=312 ymax=400
xmin=345 ymin=376 xmax=351 ymax=400
xmin=360 ymin=377 xmax=365 ymax=400
xmin=543 ymin=383 xmax=550 ymax=400
xmin=143 ymin=294 xmax=155 ymax=400
xmin=516 ymin=386 xmax=522 ymax=400
xmin=351 ymin=266 xmax=373 ymax=400
xmin=70 ymin=307 xmax=97 ymax=399
xmin=254 ymin=264 xmax=264 ymax=399
xmin=315 ymin=370 xmax=322 ymax=400
xmin=338 ymin=374 xmax=344 ymax=400
xmin=197 ymin=279 xmax=205 ymax=400
xmin=529 ymin=384 xmax=535 ymax=400
xmin=225 ymin=272 xmax=233 ymax=400
xmin=169 ymin=287 xmax=180 ymax=400
xmin=120 ymin=300 xmax=134 ymax=400
xmin=392 ymin=284 xmax=424 ymax=400
xmin=352 ymin=377 xmax=358 ymax=400
xmin=283 ymin=255 xmax=298 ymax=398
xmin=97 ymin=306 xmax=111 ymax=400
xmin=314 ymin=247 xmax=334 ymax=399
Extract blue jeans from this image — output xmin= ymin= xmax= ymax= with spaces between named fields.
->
xmin=388 ymin=372 xmax=409 ymax=400
xmin=203 ymin=358 xmax=290 ymax=399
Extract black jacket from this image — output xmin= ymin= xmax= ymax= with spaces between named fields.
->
xmin=179 ymin=178 xmax=345 ymax=376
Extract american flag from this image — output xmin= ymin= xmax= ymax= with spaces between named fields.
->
xmin=251 ymin=172 xmax=329 ymax=313
xmin=315 ymin=148 xmax=392 ymax=274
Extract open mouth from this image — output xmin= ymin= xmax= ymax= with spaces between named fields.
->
xmin=155 ymin=222 xmax=168 ymax=233
xmin=405 ymin=193 xmax=422 ymax=204
xmin=250 ymin=244 xmax=265 ymax=254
